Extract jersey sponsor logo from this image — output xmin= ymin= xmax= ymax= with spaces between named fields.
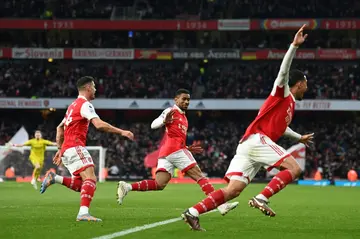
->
xmin=178 ymin=124 xmax=188 ymax=134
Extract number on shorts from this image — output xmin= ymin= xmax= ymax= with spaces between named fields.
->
xmin=64 ymin=109 xmax=73 ymax=126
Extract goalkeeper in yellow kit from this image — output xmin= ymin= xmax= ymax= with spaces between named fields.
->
xmin=13 ymin=130 xmax=56 ymax=189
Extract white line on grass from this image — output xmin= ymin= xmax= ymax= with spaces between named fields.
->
xmin=90 ymin=210 xmax=216 ymax=239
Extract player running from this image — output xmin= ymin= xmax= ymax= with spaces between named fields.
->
xmin=13 ymin=130 xmax=56 ymax=190
xmin=116 ymin=89 xmax=238 ymax=216
xmin=181 ymin=25 xmax=314 ymax=231
xmin=39 ymin=76 xmax=134 ymax=222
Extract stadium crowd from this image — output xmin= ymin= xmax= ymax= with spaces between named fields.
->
xmin=0 ymin=111 xmax=359 ymax=181
xmin=2 ymin=29 xmax=359 ymax=49
xmin=1 ymin=61 xmax=360 ymax=100
xmin=1 ymin=0 xmax=359 ymax=19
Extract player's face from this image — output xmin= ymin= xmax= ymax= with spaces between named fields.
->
xmin=296 ymin=79 xmax=308 ymax=101
xmin=87 ymin=81 xmax=96 ymax=100
xmin=175 ymin=93 xmax=190 ymax=111
xmin=35 ymin=131 xmax=42 ymax=139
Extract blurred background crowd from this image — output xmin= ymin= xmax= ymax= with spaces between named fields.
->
xmin=1 ymin=0 xmax=360 ymax=181
xmin=1 ymin=61 xmax=360 ymax=100
xmin=0 ymin=110 xmax=359 ymax=181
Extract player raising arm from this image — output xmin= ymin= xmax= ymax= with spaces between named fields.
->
xmin=181 ymin=25 xmax=314 ymax=231
xmin=116 ymin=89 xmax=238 ymax=216
xmin=13 ymin=130 xmax=56 ymax=189
xmin=39 ymin=76 xmax=134 ymax=222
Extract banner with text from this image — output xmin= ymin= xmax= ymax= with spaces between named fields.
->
xmin=172 ymin=49 xmax=241 ymax=59
xmin=1 ymin=98 xmax=360 ymax=111
xmin=1 ymin=48 xmax=359 ymax=60
xmin=12 ymin=48 xmax=64 ymax=59
xmin=72 ymin=48 xmax=134 ymax=60
xmin=243 ymin=49 xmax=357 ymax=60
xmin=0 ymin=19 xmax=217 ymax=30
xmin=1 ymin=19 xmax=360 ymax=30
xmin=261 ymin=19 xmax=319 ymax=30
xmin=217 ymin=19 xmax=250 ymax=30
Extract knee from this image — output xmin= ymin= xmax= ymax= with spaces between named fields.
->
xmin=156 ymin=181 xmax=167 ymax=190
xmin=289 ymin=165 xmax=302 ymax=179
xmin=224 ymin=186 xmax=244 ymax=200
xmin=81 ymin=175 xmax=97 ymax=182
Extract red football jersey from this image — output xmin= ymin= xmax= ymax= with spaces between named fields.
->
xmin=158 ymin=106 xmax=188 ymax=158
xmin=242 ymin=44 xmax=298 ymax=143
xmin=61 ymin=96 xmax=99 ymax=154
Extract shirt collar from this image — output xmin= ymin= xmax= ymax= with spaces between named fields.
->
xmin=78 ymin=95 xmax=88 ymax=101
xmin=173 ymin=105 xmax=185 ymax=114
xmin=290 ymin=92 xmax=296 ymax=102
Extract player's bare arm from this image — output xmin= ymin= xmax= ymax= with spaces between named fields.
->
xmin=13 ymin=143 xmax=24 ymax=147
xmin=53 ymin=121 xmax=65 ymax=166
xmin=273 ymin=24 xmax=308 ymax=89
xmin=187 ymin=144 xmax=204 ymax=154
xmin=283 ymin=127 xmax=314 ymax=147
xmin=299 ymin=133 xmax=314 ymax=147
xmin=56 ymin=121 xmax=65 ymax=149
xmin=91 ymin=118 xmax=134 ymax=140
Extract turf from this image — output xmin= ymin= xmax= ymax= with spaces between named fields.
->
xmin=0 ymin=182 xmax=359 ymax=239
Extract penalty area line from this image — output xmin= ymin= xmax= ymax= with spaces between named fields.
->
xmin=90 ymin=210 xmax=216 ymax=239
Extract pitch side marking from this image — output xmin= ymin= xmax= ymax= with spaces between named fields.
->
xmin=91 ymin=210 xmax=216 ymax=239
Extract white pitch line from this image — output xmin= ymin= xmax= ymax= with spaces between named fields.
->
xmin=91 ymin=217 xmax=182 ymax=239
xmin=90 ymin=210 xmax=216 ymax=239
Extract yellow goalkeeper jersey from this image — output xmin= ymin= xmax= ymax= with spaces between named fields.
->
xmin=24 ymin=139 xmax=54 ymax=161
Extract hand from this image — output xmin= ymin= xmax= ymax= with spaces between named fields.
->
xmin=122 ymin=130 xmax=134 ymax=141
xmin=299 ymin=133 xmax=314 ymax=147
xmin=53 ymin=150 xmax=62 ymax=166
xmin=163 ymin=110 xmax=178 ymax=125
xmin=187 ymin=144 xmax=204 ymax=154
xmin=292 ymin=24 xmax=308 ymax=47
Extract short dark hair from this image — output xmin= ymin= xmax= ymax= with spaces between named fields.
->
xmin=77 ymin=76 xmax=94 ymax=90
xmin=289 ymin=70 xmax=306 ymax=87
xmin=175 ymin=89 xmax=190 ymax=97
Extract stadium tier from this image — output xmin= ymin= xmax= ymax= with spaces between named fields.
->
xmin=1 ymin=1 xmax=360 ymax=237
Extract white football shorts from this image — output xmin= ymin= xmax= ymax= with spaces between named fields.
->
xmin=156 ymin=148 xmax=197 ymax=176
xmin=61 ymin=146 xmax=94 ymax=176
xmin=224 ymin=133 xmax=291 ymax=184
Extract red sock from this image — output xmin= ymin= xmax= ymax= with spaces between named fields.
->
xmin=131 ymin=180 xmax=159 ymax=191
xmin=261 ymin=169 xmax=293 ymax=199
xmin=80 ymin=179 xmax=96 ymax=208
xmin=193 ymin=189 xmax=225 ymax=215
xmin=62 ymin=176 xmax=83 ymax=192
xmin=197 ymin=177 xmax=215 ymax=195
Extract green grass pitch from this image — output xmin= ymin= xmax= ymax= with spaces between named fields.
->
xmin=1 ymin=182 xmax=359 ymax=239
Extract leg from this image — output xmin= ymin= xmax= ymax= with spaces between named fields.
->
xmin=181 ymin=143 xmax=258 ymax=230
xmin=77 ymin=166 xmax=98 ymax=218
xmin=54 ymin=146 xmax=100 ymax=222
xmin=31 ymin=162 xmax=41 ymax=190
xmin=182 ymin=180 xmax=247 ymax=231
xmin=250 ymin=135 xmax=302 ymax=217
xmin=40 ymin=171 xmax=83 ymax=194
xmin=257 ymin=155 xmax=301 ymax=201
xmin=116 ymin=159 xmax=173 ymax=205
xmin=185 ymin=164 xmax=239 ymax=216
xmin=131 ymin=171 xmax=171 ymax=191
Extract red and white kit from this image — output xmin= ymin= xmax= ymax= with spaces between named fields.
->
xmin=152 ymin=105 xmax=196 ymax=175
xmin=225 ymin=44 xmax=302 ymax=184
xmin=61 ymin=96 xmax=99 ymax=176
